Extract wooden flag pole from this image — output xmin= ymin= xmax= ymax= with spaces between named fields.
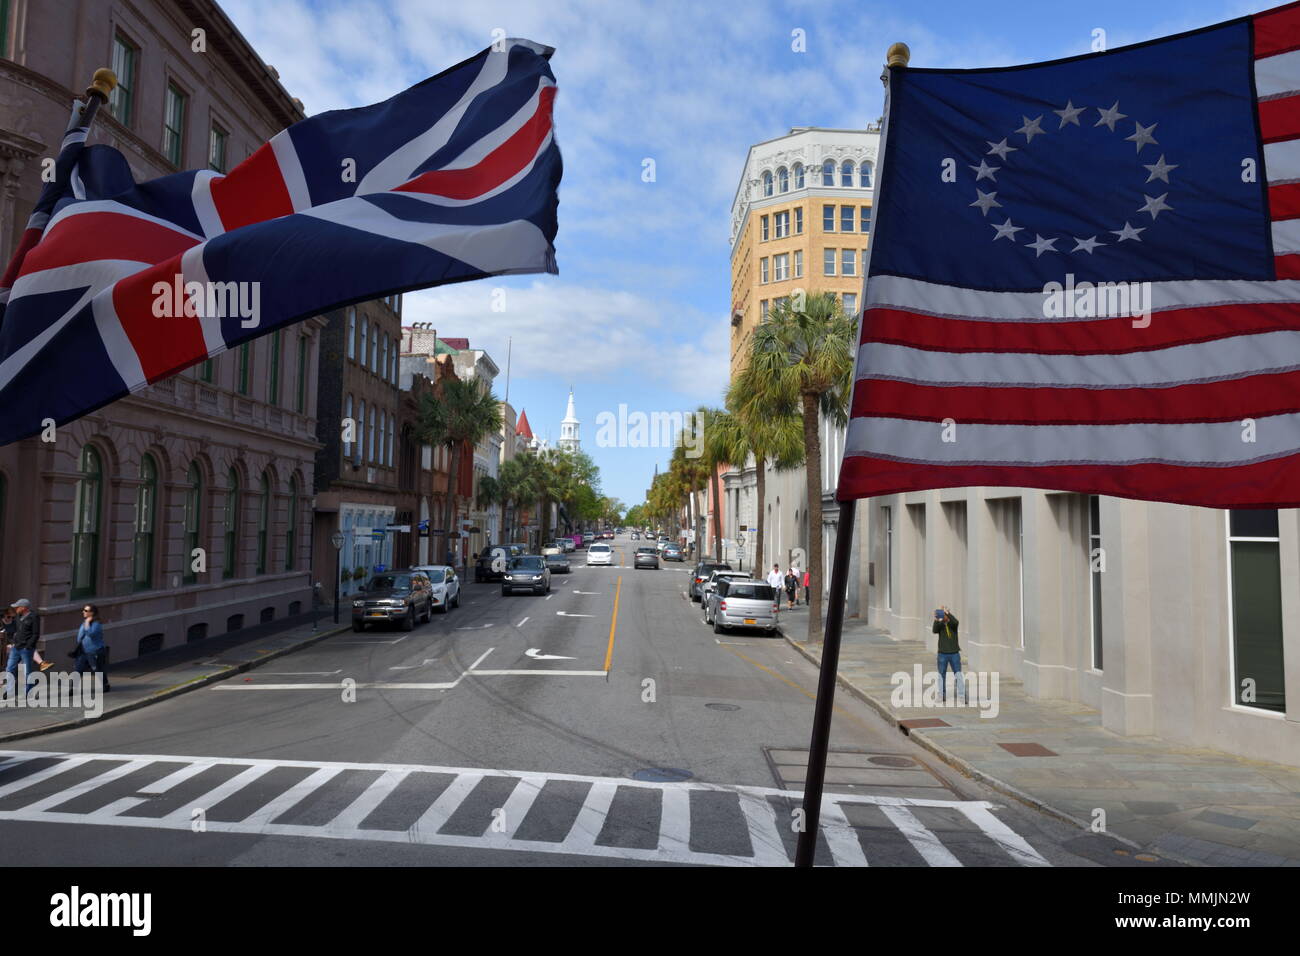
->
xmin=76 ymin=68 xmax=117 ymax=128
xmin=793 ymin=41 xmax=909 ymax=869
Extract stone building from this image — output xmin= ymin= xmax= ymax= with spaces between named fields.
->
xmin=0 ymin=0 xmax=325 ymax=658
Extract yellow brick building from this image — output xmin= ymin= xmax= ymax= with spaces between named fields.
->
xmin=728 ymin=126 xmax=882 ymax=378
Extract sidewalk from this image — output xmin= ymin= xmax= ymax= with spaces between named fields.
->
xmin=0 ymin=615 xmax=350 ymax=742
xmin=779 ymin=606 xmax=1300 ymax=866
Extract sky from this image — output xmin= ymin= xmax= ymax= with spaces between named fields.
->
xmin=221 ymin=0 xmax=1272 ymax=508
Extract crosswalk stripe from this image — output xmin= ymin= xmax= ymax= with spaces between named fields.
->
xmin=329 ymin=769 xmax=408 ymax=830
xmin=409 ymin=772 xmax=483 ymax=841
xmin=879 ymin=805 xmax=963 ymax=866
xmin=242 ymin=767 xmax=343 ymax=828
xmin=0 ymin=750 xmax=1052 ymax=867
xmin=22 ymin=758 xmax=151 ymax=813
xmin=954 ymin=802 xmax=1052 ymax=866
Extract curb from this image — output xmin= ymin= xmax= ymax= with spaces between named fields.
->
xmin=778 ymin=631 xmax=1150 ymax=853
xmin=0 ymin=622 xmax=352 ymax=744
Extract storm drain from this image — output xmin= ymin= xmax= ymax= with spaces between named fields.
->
xmin=705 ymin=703 xmax=741 ymax=712
xmin=631 ymin=768 xmax=694 ymax=783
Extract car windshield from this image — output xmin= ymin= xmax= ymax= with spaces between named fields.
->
xmin=511 ymin=557 xmax=545 ymax=570
xmin=636 ymin=547 xmax=656 ymax=553
xmin=545 ymin=553 xmax=566 ymax=561
xmin=421 ymin=569 xmax=446 ymax=583
xmin=590 ymin=544 xmax=610 ymax=552
xmin=369 ymin=574 xmax=411 ymax=591
xmin=727 ymin=583 xmax=776 ymax=600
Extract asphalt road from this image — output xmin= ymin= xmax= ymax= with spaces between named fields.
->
xmin=0 ymin=535 xmax=1130 ymax=866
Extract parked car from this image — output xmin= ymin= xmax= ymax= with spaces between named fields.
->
xmin=412 ymin=564 xmax=460 ymax=613
xmin=352 ymin=570 xmax=434 ymax=631
xmin=475 ymin=544 xmax=522 ymax=583
xmin=630 ymin=532 xmax=640 ymax=541
xmin=689 ymin=560 xmax=733 ymax=601
xmin=581 ymin=532 xmax=595 ymax=545
xmin=587 ymin=543 xmax=614 ymax=566
xmin=502 ymin=555 xmax=551 ymax=595
xmin=554 ymin=538 xmax=576 ymax=553
xmin=699 ymin=569 xmax=750 ymax=610
xmin=633 ymin=546 xmax=659 ymax=570
xmin=543 ymin=550 xmax=571 ymax=574
xmin=662 ymin=544 xmax=684 ymax=562
xmin=706 ymin=577 xmax=779 ymax=633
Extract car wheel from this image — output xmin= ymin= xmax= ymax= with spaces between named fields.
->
xmin=352 ymin=621 xmax=364 ymax=632
xmin=713 ymin=616 xmax=724 ymax=634
xmin=403 ymin=608 xmax=416 ymax=631
xmin=501 ymin=588 xmax=509 ymax=597
xmin=453 ymin=591 xmax=460 ymax=608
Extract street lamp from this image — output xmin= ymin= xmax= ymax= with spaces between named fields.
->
xmin=330 ymin=530 xmax=344 ymax=624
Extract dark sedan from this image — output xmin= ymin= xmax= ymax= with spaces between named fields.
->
xmin=634 ymin=546 xmax=659 ymax=570
xmin=543 ymin=550 xmax=571 ymax=574
xmin=502 ymin=555 xmax=552 ymax=595
xmin=352 ymin=570 xmax=434 ymax=631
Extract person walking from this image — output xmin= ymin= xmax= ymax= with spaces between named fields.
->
xmin=783 ymin=568 xmax=798 ymax=610
xmin=932 ymin=606 xmax=965 ymax=704
xmin=765 ymin=563 xmax=783 ymax=593
xmin=73 ymin=604 xmax=110 ymax=692
xmin=802 ymin=568 xmax=811 ymax=606
xmin=789 ymin=562 xmax=802 ymax=605
xmin=5 ymin=599 xmax=40 ymax=696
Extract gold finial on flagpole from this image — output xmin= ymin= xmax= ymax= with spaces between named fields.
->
xmin=86 ymin=68 xmax=117 ymax=102
xmin=886 ymin=42 xmax=911 ymax=68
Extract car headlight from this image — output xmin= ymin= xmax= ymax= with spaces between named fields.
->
xmin=352 ymin=600 xmax=365 ymax=608
xmin=503 ymin=574 xmax=513 ymax=580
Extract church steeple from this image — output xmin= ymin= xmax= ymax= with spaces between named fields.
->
xmin=558 ymin=387 xmax=580 ymax=452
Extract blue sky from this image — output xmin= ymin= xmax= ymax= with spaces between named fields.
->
xmin=221 ymin=0 xmax=1271 ymax=508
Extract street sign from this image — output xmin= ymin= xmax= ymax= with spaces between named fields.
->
xmin=389 ymin=524 xmax=411 ymax=533
xmin=370 ymin=530 xmax=385 ymax=541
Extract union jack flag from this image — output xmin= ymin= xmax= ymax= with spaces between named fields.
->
xmin=0 ymin=38 xmax=561 ymax=446
xmin=839 ymin=2 xmax=1300 ymax=509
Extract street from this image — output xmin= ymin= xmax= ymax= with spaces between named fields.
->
xmin=0 ymin=534 xmax=1113 ymax=867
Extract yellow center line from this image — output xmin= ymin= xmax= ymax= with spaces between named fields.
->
xmin=721 ymin=644 xmax=870 ymax=731
xmin=603 ymin=574 xmax=622 ymax=674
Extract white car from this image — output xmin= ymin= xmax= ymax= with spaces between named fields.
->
xmin=412 ymin=565 xmax=460 ymax=614
xmin=586 ymin=543 xmax=614 ymax=566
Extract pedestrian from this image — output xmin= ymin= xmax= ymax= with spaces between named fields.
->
xmin=802 ymin=568 xmax=811 ymax=605
xmin=4 ymin=598 xmax=40 ymax=696
xmin=932 ymin=606 xmax=965 ymax=704
xmin=765 ymin=563 xmax=783 ymax=594
xmin=783 ymin=568 xmax=798 ymax=610
xmin=3 ymin=605 xmax=52 ymax=673
xmin=789 ymin=562 xmax=801 ymax=605
xmin=73 ymin=603 xmax=110 ymax=692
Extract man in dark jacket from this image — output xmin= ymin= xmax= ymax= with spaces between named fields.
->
xmin=5 ymin=598 xmax=40 ymax=695
xmin=932 ymin=606 xmax=965 ymax=703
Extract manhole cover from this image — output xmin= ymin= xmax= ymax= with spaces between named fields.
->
xmin=705 ymin=702 xmax=740 ymax=711
xmin=867 ymin=755 xmax=915 ymax=768
xmin=632 ymin=767 xmax=694 ymax=782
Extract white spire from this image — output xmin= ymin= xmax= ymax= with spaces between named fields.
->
xmin=559 ymin=387 xmax=580 ymax=451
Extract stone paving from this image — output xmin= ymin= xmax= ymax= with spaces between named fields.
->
xmin=780 ymin=609 xmax=1300 ymax=866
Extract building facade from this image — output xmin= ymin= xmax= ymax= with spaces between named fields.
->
xmin=0 ymin=0 xmax=324 ymax=659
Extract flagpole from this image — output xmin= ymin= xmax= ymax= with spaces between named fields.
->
xmin=793 ymin=41 xmax=909 ymax=869
xmin=74 ymin=68 xmax=117 ymax=129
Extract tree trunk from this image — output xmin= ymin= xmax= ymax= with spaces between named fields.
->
xmin=801 ymin=391 xmax=824 ymax=642
xmin=754 ymin=454 xmax=766 ymax=578
xmin=710 ymin=467 xmax=722 ymax=560
xmin=444 ymin=442 xmax=460 ymax=568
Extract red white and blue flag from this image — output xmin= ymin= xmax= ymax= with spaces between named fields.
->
xmin=839 ymin=3 xmax=1300 ymax=508
xmin=0 ymin=38 xmax=561 ymax=446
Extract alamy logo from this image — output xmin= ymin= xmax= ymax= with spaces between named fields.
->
xmin=1041 ymin=273 xmax=1151 ymax=328
xmin=151 ymin=274 xmax=261 ymax=328
xmin=49 ymin=886 xmax=151 ymax=936
xmin=0 ymin=670 xmax=103 ymax=718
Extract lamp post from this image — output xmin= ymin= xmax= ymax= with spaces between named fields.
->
xmin=330 ymin=531 xmax=344 ymax=624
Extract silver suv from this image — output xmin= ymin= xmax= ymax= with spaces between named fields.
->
xmin=705 ymin=578 xmax=779 ymax=634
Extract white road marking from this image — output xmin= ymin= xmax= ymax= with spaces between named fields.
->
xmin=524 ymin=649 xmax=575 ymax=660
xmin=468 ymin=670 xmax=607 ymax=677
xmin=217 ymin=648 xmax=496 ymax=693
xmin=388 ymin=658 xmax=440 ymax=671
xmin=517 ymin=617 xmax=529 ymax=627
xmin=0 ymin=751 xmax=1051 ymax=867
xmin=556 ymin=611 xmax=593 ymax=618
xmin=545 ymin=594 xmax=553 ymax=600
xmin=455 ymin=624 xmax=494 ymax=631
xmin=261 ymin=670 xmax=343 ymax=676
xmin=572 ymin=590 xmax=601 ymax=594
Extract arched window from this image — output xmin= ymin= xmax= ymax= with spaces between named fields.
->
xmin=371 ymin=327 xmax=379 ymax=373
xmin=777 ymin=167 xmax=788 ymax=192
xmin=347 ymin=307 xmax=356 ymax=359
xmin=841 ymin=160 xmax=853 ymax=186
xmin=382 ymin=337 xmax=389 ymax=380
xmin=343 ymin=394 xmax=353 ymax=458
xmin=71 ymin=445 xmax=102 ymax=599
xmin=761 ymin=171 xmax=773 ymax=197
xmin=223 ymin=467 xmax=240 ymax=579
xmin=256 ymin=472 xmax=270 ymax=575
xmin=370 ymin=408 xmax=378 ymax=462
xmin=132 ymin=455 xmax=158 ymax=590
xmin=821 ymin=160 xmax=835 ymax=186
xmin=286 ymin=477 xmax=299 ymax=571
xmin=793 ymin=163 xmax=804 ymax=189
xmin=859 ymin=161 xmax=873 ymax=189
xmin=387 ymin=415 xmax=395 ymax=467
xmin=360 ymin=316 xmax=369 ymax=367
xmin=183 ymin=462 xmax=202 ymax=585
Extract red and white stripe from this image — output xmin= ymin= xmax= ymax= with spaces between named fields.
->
xmin=839 ymin=2 xmax=1300 ymax=508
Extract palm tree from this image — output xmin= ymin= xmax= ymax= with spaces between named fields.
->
xmin=416 ymin=376 xmax=503 ymax=566
xmin=726 ymin=365 xmax=805 ymax=580
xmin=739 ymin=292 xmax=854 ymax=642
xmin=476 ymin=473 xmax=503 ymax=543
